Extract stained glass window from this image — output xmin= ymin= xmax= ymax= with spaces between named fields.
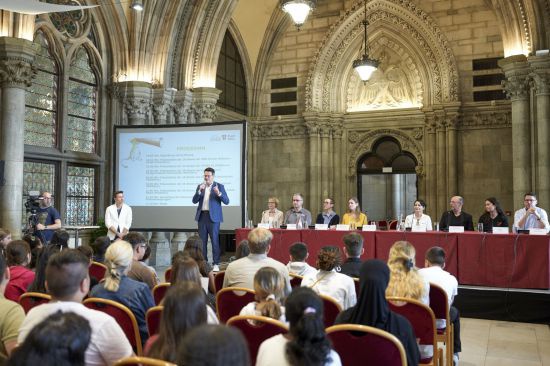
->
xmin=216 ymin=31 xmax=247 ymax=115
xmin=25 ymin=32 xmax=58 ymax=148
xmin=67 ymin=47 xmax=97 ymax=153
xmin=22 ymin=161 xmax=56 ymax=227
xmin=46 ymin=0 xmax=84 ymax=37
xmin=66 ymin=165 xmax=95 ymax=226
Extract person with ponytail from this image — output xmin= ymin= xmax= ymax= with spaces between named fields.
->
xmin=240 ymin=267 xmax=286 ymax=323
xmin=257 ymin=287 xmax=341 ymax=366
xmin=90 ymin=240 xmax=154 ymax=343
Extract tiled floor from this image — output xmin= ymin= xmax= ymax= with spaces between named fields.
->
xmin=460 ymin=318 xmax=550 ymax=366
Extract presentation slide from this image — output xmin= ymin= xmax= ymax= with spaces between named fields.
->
xmin=115 ymin=122 xmax=246 ymax=231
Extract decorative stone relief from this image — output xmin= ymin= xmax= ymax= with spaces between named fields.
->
xmin=251 ymin=122 xmax=308 ymax=140
xmin=502 ymin=75 xmax=530 ymax=100
xmin=194 ymin=103 xmax=217 ymax=122
xmin=0 ymin=60 xmax=36 ymax=88
xmin=462 ymin=110 xmax=512 ymax=129
xmin=124 ymin=99 xmax=151 ymax=120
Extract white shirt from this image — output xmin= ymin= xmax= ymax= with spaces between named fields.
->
xmin=18 ymin=301 xmax=133 ymax=366
xmin=301 ymin=270 xmax=357 ymax=310
xmin=256 ymin=334 xmax=341 ymax=366
xmin=513 ymin=207 xmax=550 ymax=232
xmin=287 ymin=261 xmax=318 ymax=277
xmin=239 ymin=302 xmax=287 ymax=324
xmin=104 ymin=203 xmax=132 ymax=240
xmin=201 ymin=184 xmax=212 ymax=211
xmin=405 ymin=213 xmax=433 ymax=231
xmin=419 ymin=265 xmax=458 ymax=328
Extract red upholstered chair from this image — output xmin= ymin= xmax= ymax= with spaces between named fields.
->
xmin=389 ymin=220 xmax=398 ymax=230
xmin=164 ymin=267 xmax=172 ymax=282
xmin=146 ymin=305 xmax=163 ymax=336
xmin=227 ymin=315 xmax=288 ymax=363
xmin=319 ymin=294 xmax=342 ymax=328
xmin=378 ymin=220 xmax=389 ymax=230
xmin=152 ymin=282 xmax=171 ymax=305
xmin=216 ymin=287 xmax=256 ymax=323
xmin=388 ymin=297 xmax=443 ymax=366
xmin=289 ymin=274 xmax=303 ymax=288
xmin=327 ymin=324 xmax=407 ymax=366
xmin=213 ymin=271 xmax=226 ymax=293
xmin=83 ymin=297 xmax=143 ymax=355
xmin=89 ymin=261 xmax=107 ymax=281
xmin=19 ymin=292 xmax=51 ymax=314
xmin=429 ymin=283 xmax=454 ymax=366
xmin=113 ymin=356 xmax=176 ymax=366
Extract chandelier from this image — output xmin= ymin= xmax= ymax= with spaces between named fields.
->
xmin=352 ymin=0 xmax=379 ymax=81
xmin=280 ymin=0 xmax=316 ymax=29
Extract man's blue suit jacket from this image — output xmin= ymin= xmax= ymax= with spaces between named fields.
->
xmin=192 ymin=182 xmax=230 ymax=223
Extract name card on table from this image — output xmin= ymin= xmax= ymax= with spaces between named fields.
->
xmin=529 ymin=228 xmax=548 ymax=235
xmin=257 ymin=223 xmax=270 ymax=229
xmin=362 ymin=224 xmax=377 ymax=231
xmin=336 ymin=224 xmax=350 ymax=231
xmin=492 ymin=227 xmax=508 ymax=234
xmin=286 ymin=224 xmax=297 ymax=230
xmin=315 ymin=224 xmax=329 ymax=230
xmin=411 ymin=225 xmax=427 ymax=232
xmin=448 ymin=226 xmax=464 ymax=233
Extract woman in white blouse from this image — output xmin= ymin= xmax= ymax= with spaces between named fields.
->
xmin=260 ymin=197 xmax=284 ymax=228
xmin=405 ymin=199 xmax=433 ymax=231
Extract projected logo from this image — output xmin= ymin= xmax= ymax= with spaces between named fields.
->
xmin=122 ymin=137 xmax=162 ymax=168
xmin=210 ymin=133 xmax=237 ymax=141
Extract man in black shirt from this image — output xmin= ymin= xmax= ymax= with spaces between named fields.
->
xmin=339 ymin=232 xmax=364 ymax=277
xmin=439 ymin=195 xmax=474 ymax=231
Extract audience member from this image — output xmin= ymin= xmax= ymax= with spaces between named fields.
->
xmin=22 ymin=234 xmax=43 ymax=270
xmin=301 ymin=246 xmax=356 ymax=310
xmin=49 ymin=230 xmax=70 ymax=249
xmin=335 ymin=260 xmax=419 ymax=366
xmin=90 ymin=236 xmax=110 ymax=263
xmin=439 ymin=196 xmax=474 ymax=231
xmin=284 ymin=193 xmax=312 ymax=227
xmin=240 ymin=267 xmax=286 ymax=323
xmin=316 ymin=197 xmax=340 ymax=226
xmin=478 ymin=197 xmax=509 ymax=232
xmin=0 ymin=229 xmax=11 ymax=251
xmin=8 ymin=311 xmax=91 ymax=366
xmin=405 ymin=199 xmax=433 ymax=231
xmin=76 ymin=245 xmax=99 ymax=288
xmin=261 ymin=197 xmax=284 ymax=228
xmin=182 ymin=235 xmax=213 ymax=289
xmin=257 ymin=287 xmax=342 ymax=366
xmin=223 ymin=228 xmax=291 ymax=293
xmin=27 ymin=244 xmax=63 ymax=293
xmin=513 ymin=192 xmax=550 ymax=232
xmin=90 ymin=240 xmax=154 ymax=343
xmin=145 ymin=282 xmax=208 ymax=362
xmin=230 ymin=240 xmax=250 ymax=262
xmin=0 ymin=254 xmax=25 ymax=360
xmin=125 ymin=232 xmax=158 ymax=289
xmin=341 ymin=197 xmax=367 ymax=228
xmin=139 ymin=244 xmax=160 ymax=284
xmin=17 ymin=249 xmax=133 ymax=365
xmin=339 ymin=233 xmax=364 ymax=278
xmin=419 ymin=246 xmax=461 ymax=365
xmin=287 ymin=242 xmax=317 ymax=277
xmin=4 ymin=240 xmax=35 ymax=302
xmin=177 ymin=324 xmax=250 ymax=366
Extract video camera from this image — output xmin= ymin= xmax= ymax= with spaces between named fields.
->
xmin=25 ymin=191 xmax=43 ymax=214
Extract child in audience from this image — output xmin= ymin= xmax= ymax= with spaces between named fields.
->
xmin=4 ymin=240 xmax=34 ymax=302
xmin=287 ymin=242 xmax=317 ymax=277
xmin=146 ymin=282 xmax=208 ymax=362
xmin=239 ymin=266 xmax=286 ymax=323
xmin=256 ymin=287 xmax=341 ymax=366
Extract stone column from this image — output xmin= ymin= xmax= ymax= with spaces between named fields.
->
xmin=305 ymin=120 xmax=320 ymax=213
xmin=148 ymin=231 xmax=170 ymax=267
xmin=435 ymin=116 xmax=447 ymax=215
xmin=425 ymin=116 xmax=437 ymax=212
xmin=0 ymin=37 xmax=39 ymax=238
xmin=320 ymin=123 xmax=331 ymax=200
xmin=500 ymin=55 xmax=532 ymax=204
xmin=529 ymin=56 xmax=550 ymax=209
xmin=445 ymin=113 xmax=459 ymax=197
xmin=152 ymin=88 xmax=174 ymax=125
xmin=119 ymin=81 xmax=152 ymax=125
xmin=391 ymin=174 xmax=403 ymax=219
xmin=332 ymin=124 xmax=344 ymax=213
xmin=193 ymin=87 xmax=221 ymax=123
xmin=170 ymin=232 xmax=189 ymax=256
xmin=173 ymin=89 xmax=194 ymax=124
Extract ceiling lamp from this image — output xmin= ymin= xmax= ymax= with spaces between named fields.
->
xmin=352 ymin=0 xmax=379 ymax=82
xmin=280 ymin=0 xmax=316 ymax=29
xmin=131 ymin=0 xmax=143 ymax=11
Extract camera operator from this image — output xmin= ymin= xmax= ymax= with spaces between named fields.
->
xmin=35 ymin=192 xmax=61 ymax=244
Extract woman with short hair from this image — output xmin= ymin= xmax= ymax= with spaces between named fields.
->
xmin=260 ymin=197 xmax=284 ymax=228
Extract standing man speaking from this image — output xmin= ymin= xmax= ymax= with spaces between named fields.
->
xmin=192 ymin=167 xmax=229 ymax=272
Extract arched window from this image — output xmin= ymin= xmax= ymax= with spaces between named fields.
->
xmin=216 ymin=31 xmax=247 ymax=115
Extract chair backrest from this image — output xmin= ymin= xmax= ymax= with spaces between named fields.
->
xmin=216 ymin=287 xmax=256 ymax=323
xmin=152 ymin=283 xmax=171 ymax=305
xmin=319 ymin=294 xmax=342 ymax=328
xmin=428 ymin=283 xmax=450 ymax=327
xmin=387 ymin=297 xmax=437 ymax=363
xmin=326 ymin=324 xmax=406 ymax=366
xmin=146 ymin=305 xmax=163 ymax=336
xmin=213 ymin=271 xmax=225 ymax=293
xmin=389 ymin=220 xmax=398 ymax=230
xmin=289 ymin=274 xmax=303 ymax=289
xmin=164 ymin=267 xmax=172 ymax=283
xmin=89 ymin=261 xmax=107 ymax=281
xmin=353 ymin=277 xmax=360 ymax=297
xmin=378 ymin=220 xmax=388 ymax=230
xmin=113 ymin=356 xmax=176 ymax=366
xmin=83 ymin=297 xmax=143 ymax=355
xmin=18 ymin=292 xmax=51 ymax=314
xmin=227 ymin=315 xmax=288 ymax=363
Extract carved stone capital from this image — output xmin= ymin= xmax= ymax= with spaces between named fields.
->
xmin=502 ymin=76 xmax=530 ymax=100
xmin=124 ymin=99 xmax=151 ymax=120
xmin=192 ymin=87 xmax=221 ymax=123
xmin=305 ymin=121 xmax=320 ymax=136
xmin=0 ymin=37 xmax=39 ymax=89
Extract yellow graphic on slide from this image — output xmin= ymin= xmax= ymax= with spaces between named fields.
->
xmin=122 ymin=137 xmax=162 ymax=168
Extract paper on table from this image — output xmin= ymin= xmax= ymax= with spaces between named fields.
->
xmin=0 ymin=0 xmax=97 ymax=15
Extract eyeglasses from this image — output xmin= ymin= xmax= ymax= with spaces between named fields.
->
xmin=140 ymin=244 xmax=147 ymax=249
xmin=292 ymin=199 xmax=302 ymax=202
xmin=323 ymin=201 xmax=332 ymax=204
xmin=524 ymin=199 xmax=536 ymax=202
xmin=268 ymin=201 xmax=276 ymax=204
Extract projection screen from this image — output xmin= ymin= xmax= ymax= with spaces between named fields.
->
xmin=114 ymin=121 xmax=246 ymax=231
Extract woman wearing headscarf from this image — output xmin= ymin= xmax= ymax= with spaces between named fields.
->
xmin=335 ymin=259 xmax=419 ymax=366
